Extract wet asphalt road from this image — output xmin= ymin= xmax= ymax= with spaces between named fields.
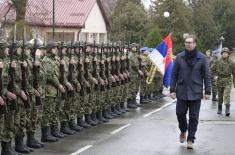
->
xmin=17 ymin=90 xmax=235 ymax=155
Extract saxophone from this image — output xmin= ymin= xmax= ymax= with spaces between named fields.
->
xmin=146 ymin=63 xmax=157 ymax=84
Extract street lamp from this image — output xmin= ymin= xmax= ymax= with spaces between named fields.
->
xmin=163 ymin=11 xmax=170 ymax=18
xmin=163 ymin=11 xmax=170 ymax=36
xmin=219 ymin=36 xmax=224 ymax=48
xmin=53 ymin=0 xmax=55 ymax=41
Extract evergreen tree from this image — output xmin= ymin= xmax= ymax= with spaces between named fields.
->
xmin=111 ymin=1 xmax=147 ymax=43
xmin=150 ymin=0 xmax=193 ymax=53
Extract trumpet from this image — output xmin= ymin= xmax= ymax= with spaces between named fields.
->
xmin=146 ymin=63 xmax=157 ymax=84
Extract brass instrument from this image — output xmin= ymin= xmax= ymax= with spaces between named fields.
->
xmin=146 ymin=62 xmax=158 ymax=84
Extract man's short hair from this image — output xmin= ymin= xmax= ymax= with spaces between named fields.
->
xmin=185 ymin=34 xmax=197 ymax=43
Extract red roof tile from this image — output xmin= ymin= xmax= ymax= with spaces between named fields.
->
xmin=26 ymin=0 xmax=96 ymax=28
xmin=0 ymin=0 xmax=110 ymax=29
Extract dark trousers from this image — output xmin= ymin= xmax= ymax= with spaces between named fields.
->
xmin=176 ymin=99 xmax=201 ymax=143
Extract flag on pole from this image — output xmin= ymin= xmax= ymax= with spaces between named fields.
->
xmin=147 ymin=34 xmax=174 ymax=87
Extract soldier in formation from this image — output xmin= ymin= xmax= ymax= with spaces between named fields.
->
xmin=0 ymin=39 xmax=165 ymax=155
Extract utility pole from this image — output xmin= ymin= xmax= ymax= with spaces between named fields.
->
xmin=53 ymin=0 xmax=55 ymax=41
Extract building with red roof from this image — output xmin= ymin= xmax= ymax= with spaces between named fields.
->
xmin=0 ymin=0 xmax=111 ymax=43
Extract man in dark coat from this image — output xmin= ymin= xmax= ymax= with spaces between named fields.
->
xmin=170 ymin=34 xmax=211 ymax=149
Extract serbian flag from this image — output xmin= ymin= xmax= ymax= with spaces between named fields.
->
xmin=147 ymin=34 xmax=174 ymax=87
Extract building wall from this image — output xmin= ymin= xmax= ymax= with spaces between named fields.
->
xmin=80 ymin=1 xmax=108 ymax=43
xmin=35 ymin=27 xmax=81 ymax=42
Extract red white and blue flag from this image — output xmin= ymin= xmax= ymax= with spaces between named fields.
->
xmin=147 ymin=34 xmax=174 ymax=87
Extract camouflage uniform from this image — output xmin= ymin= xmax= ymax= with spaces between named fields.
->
xmin=207 ymin=50 xmax=218 ymax=101
xmin=212 ymin=47 xmax=235 ymax=116
xmin=103 ymin=45 xmax=115 ymax=118
xmin=41 ymin=42 xmax=61 ymax=142
xmin=0 ymin=42 xmax=10 ymax=153
xmin=64 ymin=44 xmax=83 ymax=132
xmin=13 ymin=42 xmax=35 ymax=153
xmin=128 ymin=44 xmax=141 ymax=108
xmin=83 ymin=45 xmax=98 ymax=126
xmin=56 ymin=44 xmax=75 ymax=136
xmin=76 ymin=44 xmax=91 ymax=128
xmin=26 ymin=45 xmax=47 ymax=148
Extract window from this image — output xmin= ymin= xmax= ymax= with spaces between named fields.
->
xmin=80 ymin=32 xmax=87 ymax=42
xmin=47 ymin=32 xmax=74 ymax=42
xmin=99 ymin=33 xmax=106 ymax=43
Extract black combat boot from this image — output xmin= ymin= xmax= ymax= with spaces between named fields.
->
xmin=90 ymin=112 xmax=101 ymax=124
xmin=85 ymin=114 xmax=97 ymax=126
xmin=1 ymin=141 xmax=18 ymax=155
xmin=77 ymin=116 xmax=90 ymax=128
xmin=97 ymin=110 xmax=109 ymax=123
xmin=15 ymin=135 xmax=31 ymax=154
xmin=108 ymin=107 xmax=117 ymax=117
xmin=153 ymin=92 xmax=160 ymax=100
xmin=140 ymin=96 xmax=148 ymax=104
xmin=102 ymin=109 xmax=113 ymax=119
xmin=115 ymin=103 xmax=123 ymax=114
xmin=60 ymin=121 xmax=75 ymax=135
xmin=26 ymin=132 xmax=42 ymax=149
xmin=148 ymin=94 xmax=155 ymax=101
xmin=41 ymin=126 xmax=58 ymax=142
xmin=217 ymin=104 xmax=222 ymax=114
xmin=51 ymin=124 xmax=66 ymax=138
xmin=69 ymin=119 xmax=83 ymax=132
xmin=212 ymin=95 xmax=218 ymax=101
xmin=225 ymin=105 xmax=230 ymax=116
xmin=118 ymin=102 xmax=126 ymax=113
xmin=127 ymin=98 xmax=137 ymax=109
xmin=112 ymin=105 xmax=121 ymax=115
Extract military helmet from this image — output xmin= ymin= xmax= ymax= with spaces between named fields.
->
xmin=0 ymin=41 xmax=9 ymax=50
xmin=38 ymin=44 xmax=46 ymax=49
xmin=221 ymin=47 xmax=230 ymax=55
xmin=25 ymin=42 xmax=34 ymax=50
xmin=57 ymin=41 xmax=68 ymax=49
xmin=46 ymin=41 xmax=58 ymax=51
xmin=15 ymin=41 xmax=23 ymax=48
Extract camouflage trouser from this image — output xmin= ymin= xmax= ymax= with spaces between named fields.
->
xmin=140 ymin=78 xmax=153 ymax=97
xmin=129 ymin=77 xmax=140 ymax=99
xmin=62 ymin=95 xmax=79 ymax=121
xmin=95 ymin=91 xmax=101 ymax=111
xmin=104 ymin=89 xmax=111 ymax=109
xmin=114 ymin=85 xmax=122 ymax=105
xmin=120 ymin=84 xmax=127 ymax=103
xmin=2 ymin=107 xmax=15 ymax=142
xmin=14 ymin=102 xmax=28 ymax=137
xmin=109 ymin=87 xmax=116 ymax=106
xmin=69 ymin=96 xmax=78 ymax=120
xmin=211 ymin=78 xmax=217 ymax=97
xmin=98 ymin=90 xmax=105 ymax=111
xmin=41 ymin=97 xmax=56 ymax=127
xmin=0 ymin=114 xmax=4 ymax=141
xmin=76 ymin=95 xmax=84 ymax=117
xmin=125 ymin=82 xmax=132 ymax=100
xmin=153 ymin=75 xmax=162 ymax=93
xmin=217 ymin=82 xmax=232 ymax=106
xmin=81 ymin=94 xmax=92 ymax=114
xmin=89 ymin=91 xmax=97 ymax=113
xmin=59 ymin=97 xmax=71 ymax=122
xmin=26 ymin=95 xmax=43 ymax=133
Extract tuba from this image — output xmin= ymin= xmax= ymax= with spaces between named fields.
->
xmin=146 ymin=63 xmax=157 ymax=84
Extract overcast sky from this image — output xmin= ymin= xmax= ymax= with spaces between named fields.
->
xmin=142 ymin=0 xmax=151 ymax=8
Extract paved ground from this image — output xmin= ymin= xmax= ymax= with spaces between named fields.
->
xmin=9 ymin=90 xmax=235 ymax=155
